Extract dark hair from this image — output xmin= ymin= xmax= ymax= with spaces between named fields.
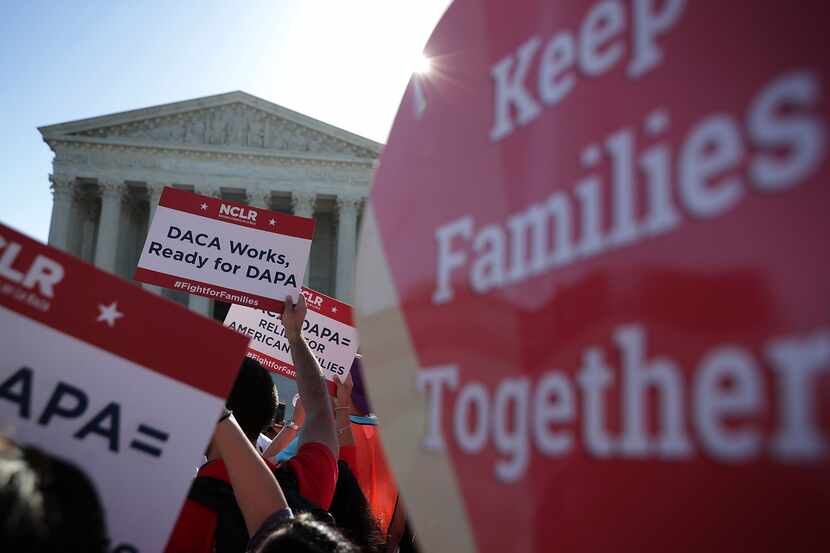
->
xmin=226 ymin=358 xmax=277 ymax=442
xmin=329 ymin=461 xmax=385 ymax=553
xmin=0 ymin=437 xmax=108 ymax=553
xmin=254 ymin=512 xmax=359 ymax=553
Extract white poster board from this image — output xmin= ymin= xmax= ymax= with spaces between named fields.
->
xmin=224 ymin=287 xmax=359 ymax=389
xmin=136 ymin=186 xmax=315 ymax=311
xmin=0 ymin=223 xmax=249 ymax=552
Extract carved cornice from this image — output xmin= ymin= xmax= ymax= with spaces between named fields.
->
xmin=46 ymin=137 xmax=376 ymax=170
xmin=39 ymin=92 xmax=382 ymax=155
xmin=61 ymin=103 xmax=378 ymax=159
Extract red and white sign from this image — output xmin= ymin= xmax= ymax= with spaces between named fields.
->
xmin=0 ymin=223 xmax=249 ymax=553
xmin=224 ymin=288 xmax=358 ymax=390
xmin=356 ymin=1 xmax=830 ymax=552
xmin=135 ymin=187 xmax=315 ymax=311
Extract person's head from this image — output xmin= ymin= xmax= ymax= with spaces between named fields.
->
xmin=329 ymin=460 xmax=385 ymax=553
xmin=0 ymin=436 xmax=108 ymax=553
xmin=226 ymin=358 xmax=278 ymax=443
xmin=253 ymin=512 xmax=359 ymax=553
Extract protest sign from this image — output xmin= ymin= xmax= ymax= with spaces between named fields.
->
xmin=355 ymin=1 xmax=830 ymax=552
xmin=0 ymin=223 xmax=249 ymax=553
xmin=224 ymin=287 xmax=358 ymax=390
xmin=135 ymin=186 xmax=314 ymax=311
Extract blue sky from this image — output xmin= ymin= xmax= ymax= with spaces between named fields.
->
xmin=0 ymin=0 xmax=449 ymax=241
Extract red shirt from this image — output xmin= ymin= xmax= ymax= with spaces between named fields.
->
xmin=164 ymin=442 xmax=337 ymax=553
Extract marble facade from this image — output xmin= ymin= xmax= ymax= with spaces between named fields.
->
xmin=40 ymin=91 xmax=380 ymax=319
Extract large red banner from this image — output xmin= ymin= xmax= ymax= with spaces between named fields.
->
xmin=356 ymin=1 xmax=830 ymax=552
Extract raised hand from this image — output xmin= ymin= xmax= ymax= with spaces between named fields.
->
xmin=282 ymin=294 xmax=307 ymax=343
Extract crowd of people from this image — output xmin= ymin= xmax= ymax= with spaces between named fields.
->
xmin=0 ymin=295 xmax=418 ymax=553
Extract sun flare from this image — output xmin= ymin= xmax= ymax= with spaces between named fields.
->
xmin=415 ymin=53 xmax=432 ymax=74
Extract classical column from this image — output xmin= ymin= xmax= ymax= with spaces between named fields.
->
xmin=68 ymin=195 xmax=84 ymax=256
xmin=335 ymin=194 xmax=361 ymax=302
xmin=291 ymin=190 xmax=316 ymax=218
xmin=146 ymin=182 xmax=165 ymax=224
xmin=47 ymin=174 xmax=75 ymax=252
xmin=247 ymin=188 xmax=272 ymax=210
xmin=80 ymin=202 xmax=98 ymax=264
xmin=93 ymin=180 xmax=123 ymax=274
xmin=188 ymin=185 xmax=220 ymax=317
xmin=292 ymin=191 xmax=317 ymax=285
xmin=142 ymin=183 xmax=165 ymax=295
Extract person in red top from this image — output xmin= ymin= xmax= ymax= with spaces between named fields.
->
xmin=201 ymin=406 xmax=358 ymax=553
xmin=166 ymin=295 xmax=340 ymax=553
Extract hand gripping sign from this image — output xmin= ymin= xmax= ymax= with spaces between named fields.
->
xmin=0 ymin=223 xmax=249 ymax=553
xmin=135 ymin=187 xmax=315 ymax=311
xmin=355 ymin=1 xmax=830 ymax=552
xmin=224 ymin=288 xmax=358 ymax=392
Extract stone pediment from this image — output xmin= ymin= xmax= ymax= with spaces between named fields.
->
xmin=39 ymin=92 xmax=381 ymax=161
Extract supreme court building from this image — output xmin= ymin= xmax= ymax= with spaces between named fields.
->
xmin=39 ymin=91 xmax=381 ymax=320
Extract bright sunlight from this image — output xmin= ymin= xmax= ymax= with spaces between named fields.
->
xmin=415 ymin=53 xmax=432 ymax=74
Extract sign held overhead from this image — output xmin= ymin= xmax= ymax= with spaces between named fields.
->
xmin=0 ymin=222 xmax=249 ymax=553
xmin=224 ymin=287 xmax=359 ymax=391
xmin=135 ymin=187 xmax=315 ymax=311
